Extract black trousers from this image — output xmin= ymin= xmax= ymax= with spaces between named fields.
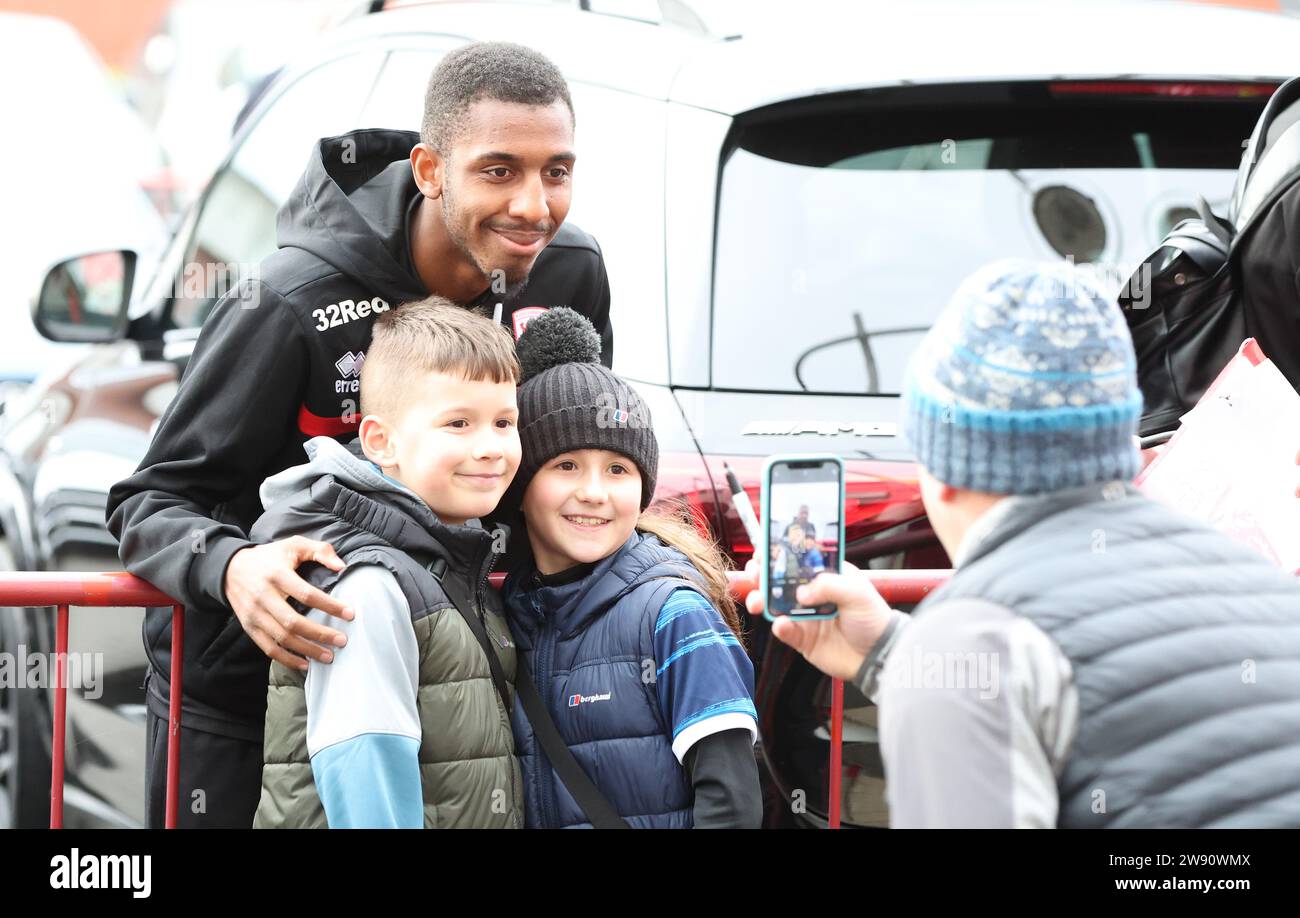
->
xmin=145 ymin=707 xmax=262 ymax=829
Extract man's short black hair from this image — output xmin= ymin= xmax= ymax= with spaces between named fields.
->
xmin=421 ymin=41 xmax=574 ymax=154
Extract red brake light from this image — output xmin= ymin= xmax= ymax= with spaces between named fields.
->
xmin=1049 ymin=80 xmax=1278 ymax=100
xmin=649 ymin=451 xmax=727 ymax=541
xmin=695 ymin=455 xmax=928 ymax=566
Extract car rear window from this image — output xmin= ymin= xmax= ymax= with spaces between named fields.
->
xmin=710 ymin=80 xmax=1272 ymax=395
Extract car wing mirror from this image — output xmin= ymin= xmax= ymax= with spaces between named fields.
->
xmin=34 ymin=249 xmax=136 ymax=343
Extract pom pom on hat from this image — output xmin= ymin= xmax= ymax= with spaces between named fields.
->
xmin=506 ymin=308 xmax=659 ymax=511
xmin=516 ymin=307 xmax=602 ymax=383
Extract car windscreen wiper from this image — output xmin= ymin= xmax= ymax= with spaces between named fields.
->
xmin=793 ymin=310 xmax=929 ymax=394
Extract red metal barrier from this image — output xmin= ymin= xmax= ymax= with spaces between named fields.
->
xmin=1 ymin=568 xmax=947 ymax=831
xmin=726 ymin=567 xmax=946 ymax=606
xmin=826 ymin=571 xmax=948 ymax=829
xmin=0 ymin=572 xmax=181 ymax=829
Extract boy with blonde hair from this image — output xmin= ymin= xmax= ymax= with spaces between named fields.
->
xmin=251 ymin=297 xmax=524 ymax=828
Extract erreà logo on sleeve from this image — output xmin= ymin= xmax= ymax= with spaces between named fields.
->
xmin=49 ymin=848 xmax=151 ymax=898
xmin=568 ymin=691 xmax=612 ymax=707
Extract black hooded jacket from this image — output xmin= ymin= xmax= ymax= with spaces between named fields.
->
xmin=106 ymin=128 xmax=611 ymax=725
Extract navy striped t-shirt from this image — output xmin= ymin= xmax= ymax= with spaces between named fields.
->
xmin=653 ymin=589 xmax=759 ymax=762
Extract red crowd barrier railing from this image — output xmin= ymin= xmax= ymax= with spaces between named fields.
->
xmin=0 ymin=572 xmax=182 ymax=829
xmin=1 ymin=568 xmax=947 ymax=831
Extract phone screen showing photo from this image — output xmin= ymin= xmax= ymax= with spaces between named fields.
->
xmin=767 ymin=459 xmax=841 ymax=617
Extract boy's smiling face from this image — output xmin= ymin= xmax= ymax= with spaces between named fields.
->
xmin=522 ymin=448 xmax=642 ymax=575
xmin=360 ymin=369 xmax=520 ymax=525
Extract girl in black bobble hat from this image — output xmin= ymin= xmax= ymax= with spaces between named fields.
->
xmin=503 ymin=308 xmax=762 ymax=828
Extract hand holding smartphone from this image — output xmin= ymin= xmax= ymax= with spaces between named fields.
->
xmin=759 ymin=455 xmax=844 ymax=621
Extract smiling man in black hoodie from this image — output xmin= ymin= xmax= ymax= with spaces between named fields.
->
xmin=105 ymin=41 xmax=611 ymax=828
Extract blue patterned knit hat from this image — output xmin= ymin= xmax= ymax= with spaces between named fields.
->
xmin=902 ymin=259 xmax=1142 ymax=495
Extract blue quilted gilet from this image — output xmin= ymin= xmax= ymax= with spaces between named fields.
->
xmin=504 ymin=531 xmax=704 ymax=828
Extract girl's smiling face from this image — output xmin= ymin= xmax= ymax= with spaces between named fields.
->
xmin=522 ymin=449 xmax=642 ymax=575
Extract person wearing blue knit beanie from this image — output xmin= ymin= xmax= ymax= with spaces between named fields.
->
xmin=743 ymin=259 xmax=1300 ymax=828
xmin=902 ymin=258 xmax=1143 ymax=496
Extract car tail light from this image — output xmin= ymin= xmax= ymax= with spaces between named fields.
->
xmin=690 ymin=454 xmax=929 ymax=567
xmin=1049 ymin=80 xmax=1278 ymax=100
xmin=648 ymin=450 xmax=726 ymax=539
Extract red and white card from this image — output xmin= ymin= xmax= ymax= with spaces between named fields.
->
xmin=1136 ymin=338 xmax=1300 ymax=576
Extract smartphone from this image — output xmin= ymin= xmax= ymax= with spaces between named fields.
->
xmin=760 ymin=454 xmax=844 ymax=621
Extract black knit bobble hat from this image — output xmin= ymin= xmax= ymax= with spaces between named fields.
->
xmin=508 ymin=308 xmax=658 ymax=509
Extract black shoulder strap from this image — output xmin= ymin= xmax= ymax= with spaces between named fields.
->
xmin=429 ymin=559 xmax=630 ymax=829
xmin=429 ymin=558 xmax=513 ymax=721
xmin=512 ymin=653 xmax=630 ymax=829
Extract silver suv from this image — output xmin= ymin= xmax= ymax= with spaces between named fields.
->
xmin=5 ymin=0 xmax=1300 ymax=827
